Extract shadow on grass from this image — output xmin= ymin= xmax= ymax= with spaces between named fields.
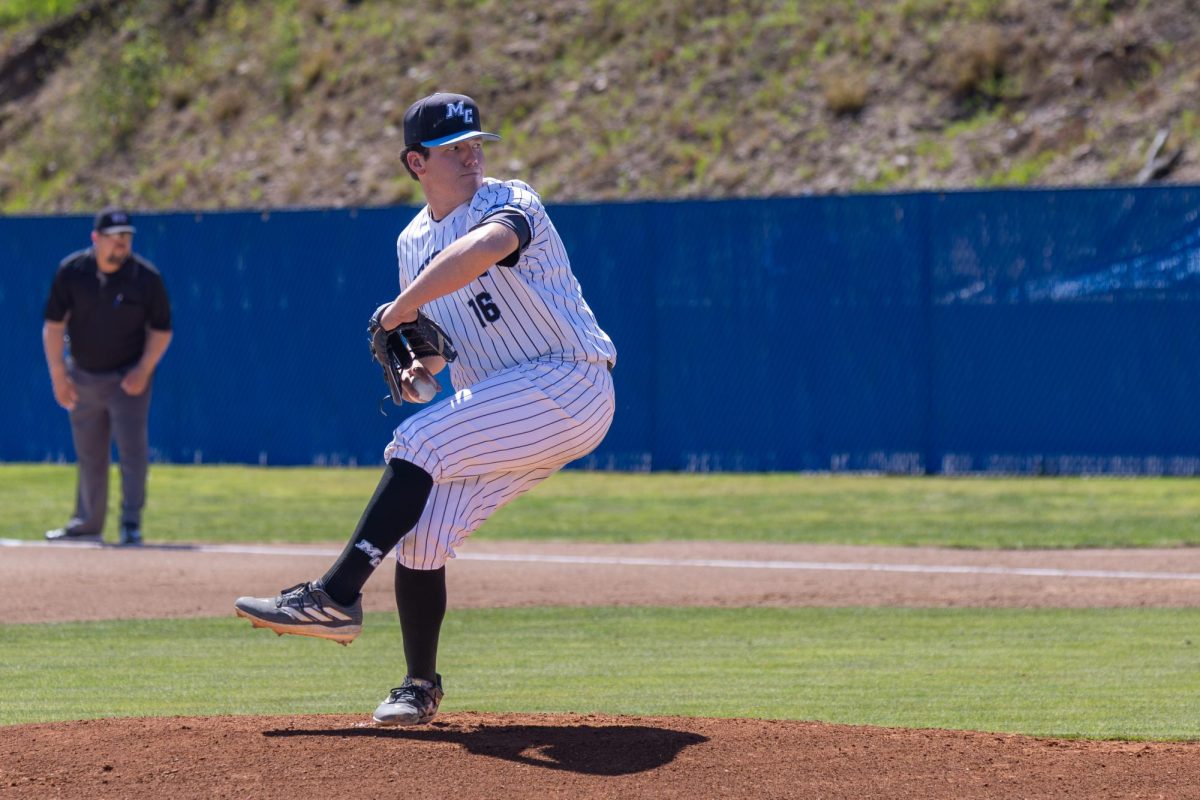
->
xmin=264 ymin=721 xmax=709 ymax=775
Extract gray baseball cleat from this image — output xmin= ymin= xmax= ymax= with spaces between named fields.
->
xmin=372 ymin=674 xmax=444 ymax=726
xmin=234 ymin=581 xmax=362 ymax=645
xmin=45 ymin=527 xmax=103 ymax=544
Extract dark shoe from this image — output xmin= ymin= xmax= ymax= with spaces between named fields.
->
xmin=119 ymin=525 xmax=143 ymax=546
xmin=45 ymin=527 xmax=103 ymax=544
xmin=372 ymin=674 xmax=444 ymax=726
xmin=234 ymin=582 xmax=363 ymax=645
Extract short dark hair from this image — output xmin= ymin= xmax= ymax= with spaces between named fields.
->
xmin=401 ymin=144 xmax=429 ymax=181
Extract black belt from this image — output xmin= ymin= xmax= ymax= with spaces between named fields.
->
xmin=606 ymin=361 xmax=614 ymax=372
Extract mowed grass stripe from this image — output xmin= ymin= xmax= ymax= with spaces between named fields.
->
xmin=2 ymin=464 xmax=1198 ymax=548
xmin=2 ymin=607 xmax=1198 ymax=740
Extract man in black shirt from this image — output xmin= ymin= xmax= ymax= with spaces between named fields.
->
xmin=42 ymin=208 xmax=173 ymax=545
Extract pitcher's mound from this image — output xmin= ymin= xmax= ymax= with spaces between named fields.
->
xmin=3 ymin=712 xmax=1199 ymax=799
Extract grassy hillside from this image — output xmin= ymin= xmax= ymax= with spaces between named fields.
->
xmin=1 ymin=0 xmax=1197 ymax=212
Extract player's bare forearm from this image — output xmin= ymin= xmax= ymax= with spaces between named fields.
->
xmin=380 ymin=222 xmax=518 ymax=328
xmin=121 ymin=329 xmax=172 ymax=396
xmin=42 ymin=320 xmax=77 ymax=409
xmin=136 ymin=328 xmax=173 ymax=373
xmin=42 ymin=320 xmax=68 ymax=375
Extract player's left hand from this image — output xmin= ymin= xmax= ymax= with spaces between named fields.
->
xmin=120 ymin=367 xmax=151 ymax=396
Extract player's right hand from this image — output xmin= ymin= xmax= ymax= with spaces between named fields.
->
xmin=400 ymin=363 xmax=441 ymax=403
xmin=51 ymin=375 xmax=77 ymax=411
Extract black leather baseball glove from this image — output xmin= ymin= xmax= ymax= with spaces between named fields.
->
xmin=369 ymin=305 xmax=457 ymax=405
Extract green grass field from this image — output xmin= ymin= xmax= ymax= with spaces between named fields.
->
xmin=3 ymin=608 xmax=1198 ymax=739
xmin=2 ymin=465 xmax=1198 ymax=739
xmin=0 ymin=609 xmax=1195 ymax=743
xmin=3 ymin=464 xmax=1198 ymax=548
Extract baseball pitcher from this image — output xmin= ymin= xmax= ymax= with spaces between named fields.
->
xmin=236 ymin=92 xmax=616 ymax=726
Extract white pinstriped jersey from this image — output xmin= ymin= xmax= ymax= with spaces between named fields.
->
xmin=395 ymin=178 xmax=616 ymax=390
xmin=387 ymin=178 xmax=616 ymax=568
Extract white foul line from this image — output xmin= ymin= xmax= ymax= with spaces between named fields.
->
xmin=2 ymin=538 xmax=1199 ymax=581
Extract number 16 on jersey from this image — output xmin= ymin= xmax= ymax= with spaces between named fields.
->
xmin=467 ymin=291 xmax=501 ymax=327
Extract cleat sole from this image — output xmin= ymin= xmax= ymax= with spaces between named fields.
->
xmin=234 ymin=607 xmax=359 ymax=645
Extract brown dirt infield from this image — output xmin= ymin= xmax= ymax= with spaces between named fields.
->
xmin=3 ymin=539 xmax=1199 ymax=799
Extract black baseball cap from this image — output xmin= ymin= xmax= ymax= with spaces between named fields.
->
xmin=403 ymin=92 xmax=501 ymax=148
xmin=94 ymin=207 xmax=136 ymax=235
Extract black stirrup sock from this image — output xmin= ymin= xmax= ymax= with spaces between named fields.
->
xmin=394 ymin=563 xmax=447 ymax=681
xmin=318 ymin=458 xmax=433 ymax=606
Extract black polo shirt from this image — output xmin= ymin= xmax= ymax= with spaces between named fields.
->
xmin=43 ymin=248 xmax=173 ymax=373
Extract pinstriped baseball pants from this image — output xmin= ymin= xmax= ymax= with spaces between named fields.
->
xmin=383 ymin=359 xmax=614 ymax=569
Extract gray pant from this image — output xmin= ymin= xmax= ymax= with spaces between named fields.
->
xmin=65 ymin=363 xmax=153 ymax=534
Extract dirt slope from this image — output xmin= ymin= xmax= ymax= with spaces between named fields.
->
xmin=6 ymin=713 xmax=1200 ymax=800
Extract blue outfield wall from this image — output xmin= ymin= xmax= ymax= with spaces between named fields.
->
xmin=2 ymin=185 xmax=1199 ymax=473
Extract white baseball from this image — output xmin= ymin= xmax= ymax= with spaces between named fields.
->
xmin=409 ymin=372 xmax=439 ymax=403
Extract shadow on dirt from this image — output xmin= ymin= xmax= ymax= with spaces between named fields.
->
xmin=264 ymin=721 xmax=709 ymax=775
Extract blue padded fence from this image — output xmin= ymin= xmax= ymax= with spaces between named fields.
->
xmin=2 ymin=185 xmax=1198 ymax=473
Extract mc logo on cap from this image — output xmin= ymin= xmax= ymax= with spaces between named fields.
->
xmin=445 ymin=100 xmax=472 ymax=123
xmin=403 ymin=92 xmax=501 ymax=148
xmin=94 ymin=206 xmax=137 ymax=235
